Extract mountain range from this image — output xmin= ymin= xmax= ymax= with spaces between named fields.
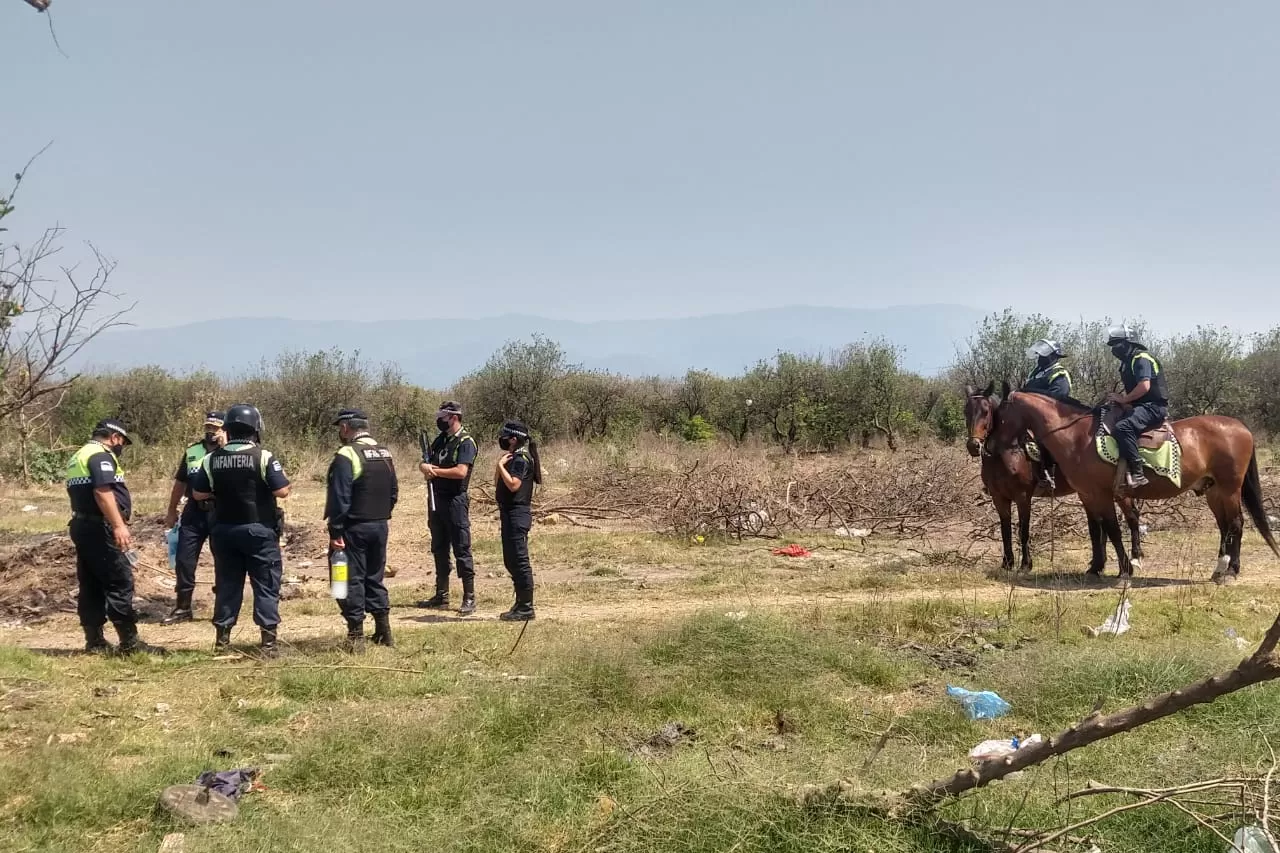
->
xmin=70 ymin=304 xmax=988 ymax=386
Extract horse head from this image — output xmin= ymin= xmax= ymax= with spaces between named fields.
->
xmin=963 ymin=381 xmax=1001 ymax=457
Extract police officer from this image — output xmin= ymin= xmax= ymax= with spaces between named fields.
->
xmin=415 ymin=401 xmax=478 ymax=615
xmin=190 ymin=404 xmax=291 ymax=657
xmin=1023 ymin=339 xmax=1073 ymax=487
xmin=1106 ymin=325 xmax=1171 ymax=489
xmin=161 ymin=411 xmax=227 ymax=625
xmin=65 ymin=419 xmax=164 ymax=655
xmin=325 ymin=408 xmax=399 ymax=650
xmin=1023 ymin=339 xmax=1072 ymax=400
xmin=494 ymin=420 xmax=541 ymax=621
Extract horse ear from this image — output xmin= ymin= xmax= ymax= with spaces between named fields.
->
xmin=982 ymin=381 xmax=996 ymax=398
xmin=1001 ymin=379 xmax=1012 ymax=400
xmin=964 ymin=384 xmax=977 ymax=398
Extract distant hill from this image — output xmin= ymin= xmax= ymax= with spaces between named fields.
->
xmin=70 ymin=304 xmax=987 ymax=385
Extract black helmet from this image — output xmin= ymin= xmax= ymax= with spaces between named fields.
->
xmin=224 ymin=404 xmax=264 ymax=439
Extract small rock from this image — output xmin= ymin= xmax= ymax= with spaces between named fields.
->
xmin=296 ymin=561 xmax=314 ymax=569
xmin=55 ymin=732 xmax=88 ymax=745
xmin=155 ymin=703 xmax=171 ymax=715
xmin=93 ymin=686 xmax=119 ymax=698
xmin=159 ymin=832 xmax=187 ymax=852
xmin=236 ymin=699 xmax=250 ymax=709
xmin=21 ymin=505 xmax=38 ymax=513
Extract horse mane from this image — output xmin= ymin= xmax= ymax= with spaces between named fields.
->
xmin=1016 ymin=389 xmax=1094 ymax=413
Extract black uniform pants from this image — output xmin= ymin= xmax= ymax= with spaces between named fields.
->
xmin=210 ymin=523 xmax=282 ymax=630
xmin=174 ymin=508 xmax=214 ymax=598
xmin=338 ymin=520 xmax=390 ymax=623
xmin=1115 ymin=402 xmax=1168 ymax=469
xmin=499 ymin=505 xmax=534 ymax=597
xmin=70 ymin=517 xmax=136 ymax=629
xmin=429 ymin=493 xmax=474 ymax=593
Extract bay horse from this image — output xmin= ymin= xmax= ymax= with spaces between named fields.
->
xmin=1001 ymin=390 xmax=1279 ymax=581
xmin=964 ymin=382 xmax=1142 ymax=574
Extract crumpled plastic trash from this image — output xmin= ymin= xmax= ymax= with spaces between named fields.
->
xmin=1226 ymin=628 xmax=1252 ymax=651
xmin=194 ymin=768 xmax=259 ymax=802
xmin=968 ymin=733 xmax=1044 ymax=762
xmin=946 ymin=686 xmax=1012 ymax=720
xmin=1230 ymin=825 xmax=1276 ymax=853
xmin=166 ymin=526 xmax=180 ymax=570
xmin=771 ymin=544 xmax=811 ymax=557
xmin=834 ymin=527 xmax=871 ymax=538
xmin=1083 ymin=599 xmax=1131 ymax=638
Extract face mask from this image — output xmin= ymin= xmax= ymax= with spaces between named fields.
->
xmin=113 ymin=441 xmax=127 ymax=457
xmin=499 ymin=436 xmax=515 ymax=451
xmin=1111 ymin=344 xmax=1129 ymax=359
xmin=437 ymin=418 xmax=450 ymax=433
xmin=204 ymin=432 xmax=219 ymax=446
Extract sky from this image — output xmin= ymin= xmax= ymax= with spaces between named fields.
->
xmin=4 ymin=2 xmax=1279 ymax=335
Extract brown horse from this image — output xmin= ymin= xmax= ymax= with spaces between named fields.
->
xmin=965 ymin=382 xmax=1142 ymax=573
xmin=1001 ymin=390 xmax=1280 ymax=581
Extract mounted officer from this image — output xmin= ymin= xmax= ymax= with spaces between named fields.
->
xmin=1022 ymin=339 xmax=1073 ymax=487
xmin=1105 ymin=325 xmax=1171 ymax=489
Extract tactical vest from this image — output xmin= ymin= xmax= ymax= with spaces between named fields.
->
xmin=201 ymin=441 xmax=279 ymax=525
xmin=1025 ymin=363 xmax=1072 ymax=398
xmin=431 ymin=428 xmax=476 ymax=498
xmin=497 ymin=447 xmax=536 ymax=508
xmin=65 ymin=440 xmax=128 ymax=517
xmin=338 ymin=435 xmax=395 ymax=522
xmin=1121 ymin=351 xmax=1169 ymax=405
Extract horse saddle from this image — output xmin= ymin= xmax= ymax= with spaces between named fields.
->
xmin=1099 ymin=406 xmax=1174 ymax=450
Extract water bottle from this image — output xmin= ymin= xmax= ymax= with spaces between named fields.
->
xmin=124 ymin=549 xmax=140 ymax=567
xmin=329 ymin=549 xmax=349 ymax=600
xmin=166 ymin=526 xmax=180 ymax=570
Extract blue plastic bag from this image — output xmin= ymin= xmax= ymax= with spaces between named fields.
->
xmin=946 ymin=685 xmax=1012 ymax=720
xmin=166 ymin=526 xmax=179 ymax=570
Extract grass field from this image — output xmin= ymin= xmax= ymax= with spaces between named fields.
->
xmin=3 ymin=459 xmax=1280 ymax=853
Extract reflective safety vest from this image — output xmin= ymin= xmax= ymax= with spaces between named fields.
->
xmin=66 ymin=440 xmax=124 ymax=486
xmin=200 ymin=441 xmax=280 ymax=525
xmin=337 ymin=435 xmax=395 ymax=521
xmin=1121 ymin=351 xmax=1169 ymax=405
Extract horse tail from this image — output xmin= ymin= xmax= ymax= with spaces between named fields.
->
xmin=1242 ymin=450 xmax=1280 ymax=559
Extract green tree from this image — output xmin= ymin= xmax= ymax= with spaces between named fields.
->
xmin=455 ymin=335 xmax=571 ymax=437
xmin=1161 ymin=325 xmax=1245 ymax=418
xmin=953 ymin=309 xmax=1054 ymax=390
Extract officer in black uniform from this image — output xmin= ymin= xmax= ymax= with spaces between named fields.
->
xmin=494 ymin=420 xmax=541 ymax=621
xmin=325 ymin=408 xmax=399 ymax=650
xmin=415 ymin=401 xmax=478 ymax=615
xmin=65 ymin=419 xmax=164 ymax=655
xmin=1106 ymin=324 xmax=1171 ymax=489
xmin=190 ymin=404 xmax=291 ymax=657
xmin=161 ymin=411 xmax=227 ymax=625
xmin=1022 ymin=339 xmax=1073 ymax=487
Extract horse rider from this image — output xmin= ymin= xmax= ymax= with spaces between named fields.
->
xmin=1106 ymin=325 xmax=1170 ymax=489
xmin=1023 ymin=338 xmax=1073 ymax=487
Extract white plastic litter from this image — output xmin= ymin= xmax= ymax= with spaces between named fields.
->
xmin=1229 ymin=825 xmax=1276 ymax=853
xmin=1226 ymin=628 xmax=1252 ymax=651
xmin=21 ymin=505 xmax=37 ymax=513
xmin=1138 ymin=523 xmax=1150 ymax=536
xmin=1084 ymin=599 xmax=1131 ymax=638
xmin=968 ymin=733 xmax=1044 ymax=762
xmin=834 ymin=526 xmax=871 ymax=538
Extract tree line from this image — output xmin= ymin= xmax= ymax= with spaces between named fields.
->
xmin=5 ymin=310 xmax=1280 ymax=481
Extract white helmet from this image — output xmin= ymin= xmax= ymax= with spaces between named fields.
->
xmin=1106 ymin=324 xmax=1140 ymax=345
xmin=1026 ymin=339 xmax=1064 ymax=359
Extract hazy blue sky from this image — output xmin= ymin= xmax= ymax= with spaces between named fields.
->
xmin=5 ymin=3 xmax=1278 ymax=334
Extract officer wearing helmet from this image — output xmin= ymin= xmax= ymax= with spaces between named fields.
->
xmin=494 ymin=420 xmax=542 ymax=621
xmin=1023 ymin=340 xmax=1073 ymax=400
xmin=325 ymin=408 xmax=399 ymax=650
xmin=190 ymin=404 xmax=291 ymax=657
xmin=161 ymin=411 xmax=227 ymax=625
xmin=65 ymin=418 xmax=164 ymax=655
xmin=1022 ymin=339 xmax=1074 ymax=487
xmin=1105 ymin=325 xmax=1170 ymax=489
xmin=416 ymin=401 xmax=478 ymax=615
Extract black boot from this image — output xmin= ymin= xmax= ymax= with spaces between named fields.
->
xmin=1127 ymin=465 xmax=1150 ymax=488
xmin=370 ymin=612 xmax=394 ymax=647
xmin=162 ymin=592 xmax=194 ymax=626
xmin=345 ymin=618 xmax=366 ymax=654
xmin=113 ymin=621 xmax=166 ymax=656
xmin=214 ymin=625 xmax=233 ymax=651
xmin=259 ymin=627 xmax=279 ymax=659
xmin=415 ymin=589 xmax=450 ymax=609
xmin=499 ymin=590 xmax=535 ymax=622
xmin=458 ymin=594 xmax=477 ymax=616
xmin=83 ymin=624 xmax=114 ymax=654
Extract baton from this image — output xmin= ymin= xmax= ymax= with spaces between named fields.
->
xmin=419 ymin=431 xmax=436 ymax=513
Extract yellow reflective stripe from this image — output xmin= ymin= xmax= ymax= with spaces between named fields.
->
xmin=1132 ymin=352 xmax=1160 ymax=374
xmin=260 ymin=449 xmax=274 ymax=480
xmin=200 ymin=453 xmax=215 ymax=491
xmin=337 ymin=445 xmax=362 ymax=479
xmin=66 ymin=441 xmax=124 ymax=482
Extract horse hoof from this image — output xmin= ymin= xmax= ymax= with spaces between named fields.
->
xmin=1211 ymin=572 xmax=1237 ymax=586
xmin=1129 ymin=559 xmax=1142 ymax=573
xmin=1085 ymin=570 xmax=1104 ymax=585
